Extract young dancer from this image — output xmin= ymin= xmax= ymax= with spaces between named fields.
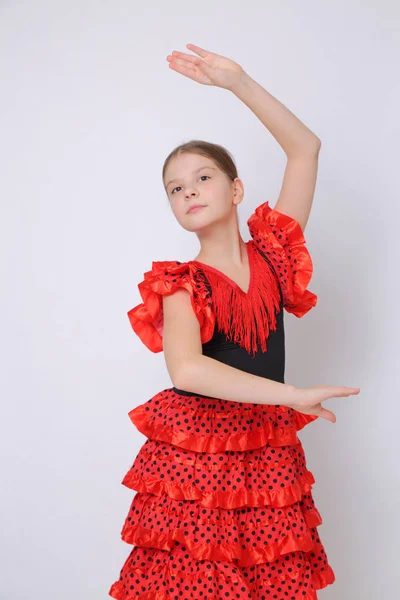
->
xmin=109 ymin=44 xmax=360 ymax=599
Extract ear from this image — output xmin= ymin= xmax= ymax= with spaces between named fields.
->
xmin=232 ymin=177 xmax=244 ymax=204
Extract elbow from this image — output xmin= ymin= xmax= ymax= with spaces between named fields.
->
xmin=172 ymin=366 xmax=191 ymax=391
xmin=172 ymin=358 xmax=200 ymax=391
xmin=288 ymin=137 xmax=321 ymax=159
xmin=306 ymin=137 xmax=322 ymax=155
xmin=313 ymin=137 xmax=322 ymax=152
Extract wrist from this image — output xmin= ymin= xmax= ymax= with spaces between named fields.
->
xmin=229 ymin=69 xmax=253 ymax=94
xmin=280 ymin=383 xmax=298 ymax=407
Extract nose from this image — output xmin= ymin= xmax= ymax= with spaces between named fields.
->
xmin=184 ymin=189 xmax=198 ymax=198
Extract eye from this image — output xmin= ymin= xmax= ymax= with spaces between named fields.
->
xmin=171 ymin=175 xmax=210 ymax=195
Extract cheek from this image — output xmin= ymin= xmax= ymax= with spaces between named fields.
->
xmin=212 ymin=194 xmax=232 ymax=216
xmin=170 ymin=201 xmax=190 ymax=226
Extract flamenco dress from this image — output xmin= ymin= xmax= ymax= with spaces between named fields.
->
xmin=108 ymin=201 xmax=336 ymax=599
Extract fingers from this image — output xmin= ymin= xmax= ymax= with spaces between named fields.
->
xmin=168 ymin=53 xmax=209 ymax=76
xmin=167 ymin=55 xmax=195 ymax=69
xmin=169 ymin=51 xmax=198 ymax=65
xmin=337 ymin=387 xmax=360 ymax=397
xmin=186 ymin=43 xmax=209 ymax=57
xmin=319 ymin=386 xmax=360 ymax=401
xmin=168 ymin=44 xmax=209 ymax=63
xmin=167 ymin=59 xmax=199 ymax=82
xmin=319 ymin=407 xmax=336 ymax=423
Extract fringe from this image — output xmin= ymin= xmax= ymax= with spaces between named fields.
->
xmin=195 ymin=243 xmax=282 ymax=357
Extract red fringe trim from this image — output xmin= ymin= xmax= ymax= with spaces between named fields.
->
xmin=128 ymin=402 xmax=318 ymax=453
xmin=191 ymin=241 xmax=282 ymax=356
xmin=121 ymin=468 xmax=317 ymax=509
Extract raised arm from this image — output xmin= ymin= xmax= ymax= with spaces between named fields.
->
xmin=230 ymin=72 xmax=321 ymax=233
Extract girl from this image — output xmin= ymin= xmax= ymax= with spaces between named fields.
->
xmin=109 ymin=44 xmax=360 ymax=600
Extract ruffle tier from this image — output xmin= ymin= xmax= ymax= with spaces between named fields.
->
xmin=119 ymin=489 xmax=323 ymax=565
xmin=109 ymin=531 xmax=334 ymax=600
xmin=121 ymin=437 xmax=316 ymax=509
xmin=128 ymin=387 xmax=318 ymax=453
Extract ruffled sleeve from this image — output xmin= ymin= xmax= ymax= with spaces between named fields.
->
xmin=127 ymin=260 xmax=215 ymax=353
xmin=247 ymin=201 xmax=318 ymax=317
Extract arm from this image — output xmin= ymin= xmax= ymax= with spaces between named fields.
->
xmin=230 ymin=72 xmax=321 ymax=233
xmin=167 ymin=45 xmax=321 ymax=232
xmin=162 ymin=289 xmax=296 ymax=407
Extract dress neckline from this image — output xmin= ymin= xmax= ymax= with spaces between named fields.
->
xmin=190 ymin=241 xmax=254 ymax=296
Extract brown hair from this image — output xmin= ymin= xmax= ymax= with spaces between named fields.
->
xmin=162 ymin=139 xmax=238 ymax=194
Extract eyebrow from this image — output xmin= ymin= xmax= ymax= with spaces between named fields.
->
xmin=166 ymin=166 xmax=217 ymax=189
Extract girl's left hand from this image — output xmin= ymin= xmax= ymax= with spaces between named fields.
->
xmin=166 ymin=44 xmax=245 ymax=91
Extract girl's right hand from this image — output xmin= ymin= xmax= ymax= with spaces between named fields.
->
xmin=287 ymin=385 xmax=361 ymax=423
xmin=167 ymin=44 xmax=245 ymax=91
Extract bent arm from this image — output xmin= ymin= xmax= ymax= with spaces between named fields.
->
xmin=162 ymin=289 xmax=296 ymax=407
xmin=174 ymin=353 xmax=296 ymax=407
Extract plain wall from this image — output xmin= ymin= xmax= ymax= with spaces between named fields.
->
xmin=1 ymin=1 xmax=399 ymax=598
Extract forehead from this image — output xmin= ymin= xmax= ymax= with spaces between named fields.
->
xmin=165 ymin=155 xmax=217 ymax=187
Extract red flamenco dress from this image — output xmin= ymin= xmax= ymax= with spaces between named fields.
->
xmin=109 ymin=201 xmax=335 ymax=599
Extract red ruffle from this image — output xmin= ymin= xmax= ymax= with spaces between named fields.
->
xmin=119 ymin=491 xmax=324 ymax=566
xmin=121 ymin=436 xmax=317 ymax=509
xmin=247 ymin=201 xmax=318 ymax=317
xmin=127 ymin=260 xmax=214 ymax=353
xmin=121 ymin=469 xmax=316 ymax=509
xmin=109 ymin=566 xmax=335 ymax=600
xmin=122 ymin=520 xmax=315 ymax=565
xmin=109 ymin=538 xmax=335 ymax=600
xmin=128 ymin=387 xmax=318 ymax=453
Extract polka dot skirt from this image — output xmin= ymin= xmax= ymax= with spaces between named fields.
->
xmin=108 ymin=389 xmax=335 ymax=599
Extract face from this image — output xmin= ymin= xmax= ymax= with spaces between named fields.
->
xmin=164 ymin=153 xmax=244 ymax=232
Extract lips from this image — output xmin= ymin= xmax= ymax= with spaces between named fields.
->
xmin=187 ymin=204 xmax=206 ymax=214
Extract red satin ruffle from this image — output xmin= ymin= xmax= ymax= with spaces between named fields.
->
xmin=119 ymin=490 xmax=324 ymax=566
xmin=247 ymin=200 xmax=318 ymax=317
xmin=128 ymin=387 xmax=318 ymax=453
xmin=127 ymin=260 xmax=215 ymax=353
xmin=122 ymin=518 xmax=316 ymax=564
xmin=122 ymin=465 xmax=315 ymax=510
xmin=121 ymin=436 xmax=316 ymax=509
xmin=109 ymin=536 xmax=335 ymax=600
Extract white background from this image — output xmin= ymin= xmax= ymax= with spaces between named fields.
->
xmin=1 ymin=1 xmax=399 ymax=598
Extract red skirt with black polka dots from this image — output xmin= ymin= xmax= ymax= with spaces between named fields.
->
xmin=108 ymin=388 xmax=335 ymax=599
